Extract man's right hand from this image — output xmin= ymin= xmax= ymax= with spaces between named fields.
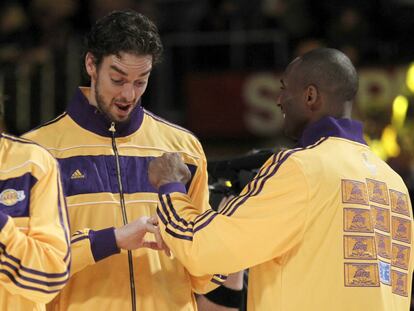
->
xmin=114 ymin=216 xmax=167 ymax=251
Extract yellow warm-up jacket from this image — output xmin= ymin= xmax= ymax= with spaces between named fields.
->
xmin=24 ymin=87 xmax=223 ymax=311
xmin=157 ymin=117 xmax=414 ymax=311
xmin=0 ymin=134 xmax=70 ymax=311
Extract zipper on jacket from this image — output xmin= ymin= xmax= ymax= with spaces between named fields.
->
xmin=109 ymin=122 xmax=137 ymax=311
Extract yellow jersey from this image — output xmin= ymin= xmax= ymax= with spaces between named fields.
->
xmin=24 ymin=87 xmax=222 ymax=310
xmin=157 ymin=117 xmax=413 ymax=311
xmin=0 ymin=134 xmax=70 ymax=311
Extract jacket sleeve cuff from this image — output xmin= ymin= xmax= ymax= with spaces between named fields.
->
xmin=0 ymin=210 xmax=9 ymax=231
xmin=159 ymin=182 xmax=187 ymax=195
xmin=89 ymin=227 xmax=120 ymax=262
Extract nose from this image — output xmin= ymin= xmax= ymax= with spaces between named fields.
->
xmin=121 ymin=83 xmax=135 ymax=102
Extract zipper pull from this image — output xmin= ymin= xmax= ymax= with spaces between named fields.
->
xmin=109 ymin=122 xmax=116 ymax=133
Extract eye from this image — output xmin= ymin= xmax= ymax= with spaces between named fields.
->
xmin=111 ymin=78 xmax=124 ymax=85
xmin=135 ymin=81 xmax=147 ymax=87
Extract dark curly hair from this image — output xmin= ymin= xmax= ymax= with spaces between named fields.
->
xmin=84 ymin=10 xmax=163 ymax=67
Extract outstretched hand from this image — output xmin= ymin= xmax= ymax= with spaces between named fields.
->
xmin=148 ymin=152 xmax=191 ymax=190
xmin=114 ymin=216 xmax=170 ymax=255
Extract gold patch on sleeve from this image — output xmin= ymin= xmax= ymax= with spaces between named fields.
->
xmin=344 ymin=236 xmax=377 ymax=259
xmin=391 ymin=270 xmax=408 ymax=297
xmin=342 ymin=180 xmax=369 ymax=205
xmin=370 ymin=205 xmax=390 ymax=233
xmin=366 ymin=179 xmax=389 ymax=205
xmin=391 ymin=243 xmax=410 ymax=270
xmin=344 ymin=263 xmax=379 ymax=287
xmin=375 ymin=232 xmax=391 ymax=259
xmin=344 ymin=208 xmax=373 ymax=233
xmin=390 ymin=190 xmax=410 ymax=217
xmin=392 ymin=216 xmax=411 ymax=244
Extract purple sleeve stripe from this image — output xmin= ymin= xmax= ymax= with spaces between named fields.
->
xmin=194 ymin=210 xmax=215 ymax=225
xmin=56 ymin=179 xmax=71 ymax=273
xmin=159 ymin=182 xmax=187 ymax=195
xmin=1 ymin=251 xmax=69 ymax=278
xmin=157 ymin=202 xmax=193 ymax=241
xmin=158 ymin=194 xmax=194 ymax=233
xmin=0 ymin=270 xmax=63 ymax=294
xmin=225 ymin=151 xmax=296 ymax=217
xmin=194 ymin=213 xmax=219 ymax=233
xmin=0 ymin=211 xmax=9 ymax=231
xmin=220 ymin=152 xmax=282 ymax=216
xmin=158 ymin=193 xmax=172 ymax=223
xmin=220 ymin=150 xmax=285 ymax=215
xmin=165 ymin=226 xmax=193 ymax=241
xmin=156 ymin=208 xmax=168 ymax=226
xmin=224 ymin=138 xmax=328 ymax=217
xmin=227 ymin=152 xmax=290 ymax=217
xmin=89 ymin=228 xmax=120 ymax=262
xmin=220 ymin=180 xmax=254 ymax=216
xmin=0 ymin=260 xmax=69 ymax=286
xmin=57 ymin=176 xmax=71 ymax=247
xmin=160 ymin=192 xmax=220 ymax=238
xmin=165 ymin=194 xmax=193 ymax=227
xmin=63 ymin=249 xmax=71 ymax=263
xmin=71 ymin=235 xmax=89 ymax=244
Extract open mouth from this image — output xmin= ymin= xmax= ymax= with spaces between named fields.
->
xmin=114 ymin=102 xmax=132 ymax=116
xmin=118 ymin=105 xmax=129 ymax=111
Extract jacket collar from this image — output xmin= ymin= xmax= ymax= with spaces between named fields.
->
xmin=66 ymin=87 xmax=144 ymax=138
xmin=298 ymin=116 xmax=367 ymax=147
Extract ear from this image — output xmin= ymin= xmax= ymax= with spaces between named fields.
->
xmin=305 ymin=84 xmax=320 ymax=111
xmin=85 ymin=52 xmax=97 ymax=80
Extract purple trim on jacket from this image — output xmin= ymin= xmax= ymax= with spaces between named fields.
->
xmin=89 ymin=227 xmax=120 ymax=262
xmin=66 ymin=88 xmax=144 ymax=138
xmin=159 ymin=182 xmax=187 ymax=195
xmin=298 ymin=116 xmax=367 ymax=148
xmin=0 ymin=211 xmax=9 ymax=231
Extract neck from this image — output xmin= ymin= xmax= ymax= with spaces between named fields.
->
xmin=340 ymin=101 xmax=353 ymax=118
xmin=318 ymin=100 xmax=353 ymax=121
xmin=83 ymin=84 xmax=98 ymax=107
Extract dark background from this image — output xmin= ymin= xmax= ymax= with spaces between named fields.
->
xmin=1 ymin=0 xmax=414 ymax=309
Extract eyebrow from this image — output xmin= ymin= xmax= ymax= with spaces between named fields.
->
xmin=280 ymin=79 xmax=285 ymax=86
xmin=110 ymin=65 xmax=152 ymax=77
xmin=139 ymin=68 xmax=152 ymax=77
xmin=110 ymin=65 xmax=127 ymax=76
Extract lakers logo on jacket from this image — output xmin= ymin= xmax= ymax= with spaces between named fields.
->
xmin=0 ymin=189 xmax=25 ymax=206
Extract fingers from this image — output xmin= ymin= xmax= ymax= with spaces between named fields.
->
xmin=145 ymin=216 xmax=163 ymax=249
xmin=147 ymin=216 xmax=158 ymax=226
xmin=142 ymin=215 xmax=172 ymax=256
xmin=142 ymin=240 xmax=171 ymax=257
xmin=142 ymin=241 xmax=163 ymax=250
xmin=163 ymin=245 xmax=171 ymax=257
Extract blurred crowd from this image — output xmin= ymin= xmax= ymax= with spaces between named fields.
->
xmin=1 ymin=0 xmax=414 ymax=68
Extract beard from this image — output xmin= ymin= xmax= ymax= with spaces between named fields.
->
xmin=94 ymin=78 xmax=134 ymax=125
